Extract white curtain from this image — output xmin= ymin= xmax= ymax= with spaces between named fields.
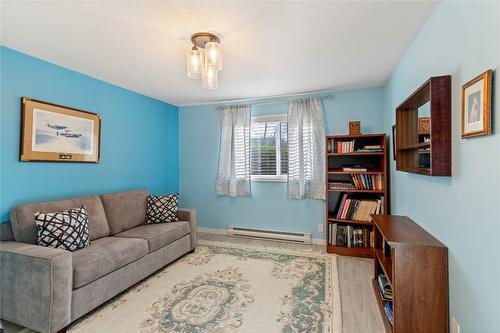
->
xmin=287 ymin=97 xmax=326 ymax=200
xmin=216 ymin=105 xmax=252 ymax=197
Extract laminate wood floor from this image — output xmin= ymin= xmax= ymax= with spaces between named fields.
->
xmin=2 ymin=232 xmax=385 ymax=333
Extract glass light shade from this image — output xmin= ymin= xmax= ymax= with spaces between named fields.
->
xmin=186 ymin=47 xmax=203 ymax=79
xmin=202 ymin=63 xmax=218 ymax=89
xmin=205 ymin=41 xmax=222 ymax=71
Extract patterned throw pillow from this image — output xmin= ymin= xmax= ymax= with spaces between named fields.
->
xmin=145 ymin=193 xmax=179 ymax=224
xmin=35 ymin=205 xmax=90 ymax=251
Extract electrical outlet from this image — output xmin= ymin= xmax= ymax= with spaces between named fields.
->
xmin=451 ymin=317 xmax=460 ymax=333
xmin=317 ymin=224 xmax=324 ymax=233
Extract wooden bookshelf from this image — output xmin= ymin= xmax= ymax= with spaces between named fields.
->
xmin=371 ymin=215 xmax=448 ymax=333
xmin=325 ymin=133 xmax=389 ymax=258
xmin=395 ymin=75 xmax=451 ymax=176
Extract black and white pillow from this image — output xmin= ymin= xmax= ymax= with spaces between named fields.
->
xmin=145 ymin=193 xmax=179 ymax=224
xmin=35 ymin=205 xmax=90 ymax=252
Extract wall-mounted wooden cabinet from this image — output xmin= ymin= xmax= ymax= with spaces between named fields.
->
xmin=395 ymin=76 xmax=451 ymax=176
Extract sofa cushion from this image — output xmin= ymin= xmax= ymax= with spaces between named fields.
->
xmin=10 ymin=195 xmax=110 ymax=244
xmin=35 ymin=205 xmax=90 ymax=251
xmin=114 ymin=221 xmax=190 ymax=253
xmin=72 ymin=237 xmax=148 ymax=288
xmin=100 ymin=190 xmax=147 ymax=235
xmin=145 ymin=193 xmax=179 ymax=224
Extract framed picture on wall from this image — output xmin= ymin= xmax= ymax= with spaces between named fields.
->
xmin=20 ymin=97 xmax=101 ymax=162
xmin=461 ymin=69 xmax=492 ymax=138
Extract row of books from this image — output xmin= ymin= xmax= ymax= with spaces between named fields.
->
xmin=327 ymin=139 xmax=384 ymax=154
xmin=328 ymin=140 xmax=355 ymax=153
xmin=351 ymin=174 xmax=383 ymax=190
xmin=334 ymin=194 xmax=384 ymax=221
xmin=328 ymin=181 xmax=355 ymax=191
xmin=376 ymin=274 xmax=394 ymax=325
xmin=328 ymin=174 xmax=383 ymax=191
xmin=328 ymin=223 xmax=374 ymax=248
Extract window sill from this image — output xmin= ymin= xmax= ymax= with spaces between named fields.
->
xmin=251 ymin=176 xmax=287 ymax=183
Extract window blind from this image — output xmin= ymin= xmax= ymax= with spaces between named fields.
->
xmin=250 ymin=119 xmax=288 ymax=177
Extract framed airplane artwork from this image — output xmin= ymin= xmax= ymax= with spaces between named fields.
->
xmin=20 ymin=97 xmax=101 ymax=162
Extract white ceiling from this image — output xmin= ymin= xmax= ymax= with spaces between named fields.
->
xmin=0 ymin=1 xmax=437 ymax=106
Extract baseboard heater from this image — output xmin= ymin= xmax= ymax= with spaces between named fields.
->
xmin=227 ymin=226 xmax=311 ymax=244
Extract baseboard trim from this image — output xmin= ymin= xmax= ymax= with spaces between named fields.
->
xmin=197 ymin=226 xmax=326 ymax=245
xmin=311 ymin=238 xmax=326 ymax=246
xmin=197 ymin=227 xmax=228 ymax=235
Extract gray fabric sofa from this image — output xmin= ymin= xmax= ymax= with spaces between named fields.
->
xmin=0 ymin=189 xmax=196 ymax=333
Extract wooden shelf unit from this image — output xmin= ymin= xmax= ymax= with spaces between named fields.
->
xmin=325 ymin=133 xmax=389 ymax=258
xmin=395 ymin=75 xmax=451 ymax=176
xmin=371 ymin=215 xmax=449 ymax=333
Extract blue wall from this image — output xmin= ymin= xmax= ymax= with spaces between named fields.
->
xmin=383 ymin=2 xmax=499 ymax=332
xmin=179 ymin=87 xmax=385 ymax=240
xmin=0 ymin=47 xmax=179 ymax=222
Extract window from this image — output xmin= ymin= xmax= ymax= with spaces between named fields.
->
xmin=250 ymin=114 xmax=288 ymax=181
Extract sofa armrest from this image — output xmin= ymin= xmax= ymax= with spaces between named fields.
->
xmin=177 ymin=208 xmax=196 ymax=250
xmin=0 ymin=241 xmax=73 ymax=333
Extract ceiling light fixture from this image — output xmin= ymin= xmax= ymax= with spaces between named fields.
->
xmin=186 ymin=32 xmax=222 ymax=89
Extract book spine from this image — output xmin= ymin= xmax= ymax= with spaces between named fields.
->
xmin=341 ymin=199 xmax=351 ymax=219
xmin=336 ymin=194 xmax=347 ymax=219
xmin=332 ymin=223 xmax=337 ymax=246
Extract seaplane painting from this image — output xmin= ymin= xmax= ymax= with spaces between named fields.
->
xmin=20 ymin=97 xmax=100 ymax=162
xmin=32 ymin=108 xmax=94 ymax=154
xmin=47 ymin=124 xmax=83 ymax=138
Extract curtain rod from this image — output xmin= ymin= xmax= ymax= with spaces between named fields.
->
xmin=215 ymin=94 xmax=334 ymax=111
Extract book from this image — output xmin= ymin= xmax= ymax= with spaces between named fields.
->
xmin=335 ymin=194 xmax=348 ymax=219
xmin=328 ymin=222 xmax=374 ymax=248
xmin=356 ymin=149 xmax=383 ymax=152
xmin=356 ymin=144 xmax=383 ymax=152
xmin=336 ymin=225 xmax=347 ymax=246
xmin=331 ymin=140 xmax=355 ymax=153
xmin=377 ymin=274 xmax=393 ymax=300
xmin=328 ymin=181 xmax=356 ymax=190
xmin=384 ymin=301 xmax=394 ymax=325
xmin=349 ymin=174 xmax=383 ymax=190
xmin=332 ymin=223 xmax=337 ymax=246
xmin=342 ymin=164 xmax=367 ymax=172
xmin=363 ymin=145 xmax=381 ymax=149
xmin=335 ymin=195 xmax=382 ymax=221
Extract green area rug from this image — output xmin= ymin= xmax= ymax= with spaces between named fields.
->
xmin=68 ymin=241 xmax=342 ymax=333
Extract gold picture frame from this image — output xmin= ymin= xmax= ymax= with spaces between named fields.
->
xmin=461 ymin=70 xmax=492 ymax=138
xmin=20 ymin=97 xmax=101 ymax=162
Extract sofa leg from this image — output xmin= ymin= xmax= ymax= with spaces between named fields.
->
xmin=56 ymin=327 xmax=68 ymax=333
xmin=188 ymin=248 xmax=196 ymax=254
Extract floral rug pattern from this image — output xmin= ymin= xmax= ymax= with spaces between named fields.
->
xmin=183 ymin=245 xmax=330 ymax=333
xmin=140 ymin=267 xmax=254 ymax=332
xmin=67 ymin=241 xmax=340 ymax=333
